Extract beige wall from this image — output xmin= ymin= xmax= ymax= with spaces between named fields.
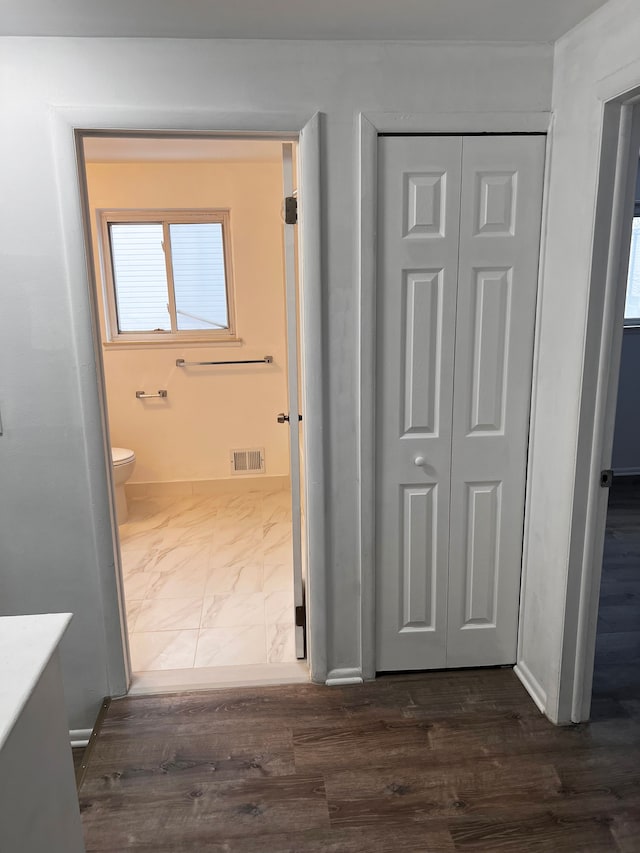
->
xmin=86 ymin=159 xmax=290 ymax=483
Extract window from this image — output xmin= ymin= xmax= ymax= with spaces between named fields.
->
xmin=625 ymin=216 xmax=640 ymax=326
xmin=99 ymin=210 xmax=235 ymax=343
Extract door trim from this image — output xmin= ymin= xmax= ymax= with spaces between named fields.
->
xmin=358 ymin=110 xmax=552 ymax=682
xmin=50 ymin=106 xmax=327 ymax=691
xmin=557 ymin=79 xmax=640 ymax=723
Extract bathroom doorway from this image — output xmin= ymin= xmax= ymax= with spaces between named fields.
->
xmin=77 ymin=133 xmax=309 ymax=693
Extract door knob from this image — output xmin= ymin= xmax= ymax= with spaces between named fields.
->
xmin=414 ymin=456 xmax=426 ymax=466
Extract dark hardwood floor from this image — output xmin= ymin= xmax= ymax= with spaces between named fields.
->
xmin=78 ymin=482 xmax=640 ymax=852
xmin=592 ymin=478 xmax=640 ymax=721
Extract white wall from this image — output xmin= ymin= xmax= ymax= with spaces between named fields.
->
xmin=85 ymin=159 xmax=290 ymax=483
xmin=518 ymin=0 xmax=640 ymax=722
xmin=0 ymin=36 xmax=552 ymax=728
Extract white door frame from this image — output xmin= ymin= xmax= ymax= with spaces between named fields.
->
xmin=358 ymin=110 xmax=552 ymax=682
xmin=554 ymin=68 xmax=640 ymax=724
xmin=50 ymin=106 xmax=327 ymax=693
xmin=281 ymin=141 xmax=305 ymax=659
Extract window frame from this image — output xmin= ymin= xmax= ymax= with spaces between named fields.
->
xmin=624 ymin=206 xmax=640 ymax=328
xmin=98 ymin=208 xmax=237 ymax=345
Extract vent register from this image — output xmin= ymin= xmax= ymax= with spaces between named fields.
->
xmin=231 ymin=448 xmax=265 ymax=475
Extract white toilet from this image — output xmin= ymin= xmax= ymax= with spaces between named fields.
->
xmin=111 ymin=447 xmax=136 ymax=524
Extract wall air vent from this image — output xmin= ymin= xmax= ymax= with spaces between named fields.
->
xmin=231 ymin=448 xmax=265 ymax=475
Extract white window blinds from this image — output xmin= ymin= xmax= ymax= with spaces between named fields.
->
xmin=109 ymin=223 xmax=170 ymax=332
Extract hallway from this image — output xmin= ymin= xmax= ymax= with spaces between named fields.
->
xmin=76 ymin=668 xmax=640 ymax=851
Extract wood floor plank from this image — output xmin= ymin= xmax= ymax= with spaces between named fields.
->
xmin=293 ymin=718 xmax=434 ymax=772
xmin=324 ymin=759 xmax=563 ymax=828
xmin=80 ymin=774 xmax=330 ymax=849
xmin=81 ymin=824 xmax=455 ymax=852
xmin=293 ymin=707 xmax=638 ymax=776
xmin=553 ymin=748 xmax=640 ymax=805
xmin=589 ymin=695 xmax=632 ymax=721
xmin=592 ymin=669 xmax=640 ymax=701
xmin=325 ymin=755 xmax=640 ymax=832
xmin=597 ymin=605 xmax=640 ymax=634
xmin=408 ymin=708 xmax=585 ymax=761
xmin=448 ymin=813 xmax=620 ymax=852
xmin=598 ymin=585 xmax=640 ymax=607
xmin=101 ymin=682 xmax=416 ymax=735
xmin=83 ymin=729 xmax=295 ymax=790
xmin=396 ymin=668 xmax=542 ymax=717
xmin=610 ymin=811 xmax=640 ymax=853
xmin=594 ymin=630 xmax=640 ymax=663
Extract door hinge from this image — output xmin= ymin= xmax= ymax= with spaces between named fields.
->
xmin=600 ymin=469 xmax=614 ymax=488
xmin=285 ymin=195 xmax=298 ymax=225
xmin=295 ymin=604 xmax=306 ymax=628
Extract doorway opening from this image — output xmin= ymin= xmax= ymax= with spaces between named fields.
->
xmin=77 ymin=133 xmax=309 ymax=693
xmin=591 ymin=154 xmax=640 ymax=721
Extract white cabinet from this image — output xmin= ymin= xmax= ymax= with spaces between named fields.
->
xmin=0 ymin=614 xmax=86 ymax=853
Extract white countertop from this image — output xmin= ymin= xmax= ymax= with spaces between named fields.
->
xmin=0 ymin=613 xmax=72 ymax=749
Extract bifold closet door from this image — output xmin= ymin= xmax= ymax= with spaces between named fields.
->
xmin=375 ymin=136 xmax=462 ymax=671
xmin=446 ymin=136 xmax=545 ymax=666
xmin=375 ymin=134 xmax=545 ymax=673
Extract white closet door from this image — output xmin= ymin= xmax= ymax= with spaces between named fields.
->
xmin=446 ymin=135 xmax=545 ymax=667
xmin=375 ymin=134 xmax=545 ymax=673
xmin=375 ymin=136 xmax=462 ymax=671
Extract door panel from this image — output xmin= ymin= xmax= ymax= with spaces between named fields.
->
xmin=461 ymin=480 xmax=500 ymax=626
xmin=376 ymin=134 xmax=545 ymax=673
xmin=467 ymin=268 xmax=510 ymax=433
xmin=446 ymin=135 xmax=545 ymax=666
xmin=375 ymin=136 xmax=462 ymax=671
xmin=401 ymin=484 xmax=437 ymax=628
xmin=403 ymin=270 xmax=443 ymax=434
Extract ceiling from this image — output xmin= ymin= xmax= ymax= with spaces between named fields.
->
xmin=83 ymin=137 xmax=285 ymax=163
xmin=0 ymin=0 xmax=609 ymax=42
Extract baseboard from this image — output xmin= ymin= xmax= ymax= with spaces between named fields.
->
xmin=325 ymin=667 xmax=364 ymax=686
xmin=127 ymin=475 xmax=290 ymax=499
xmin=69 ymin=728 xmax=92 ymax=748
xmin=71 ymin=699 xmax=111 ymax=788
xmin=514 ymin=661 xmax=547 ymax=714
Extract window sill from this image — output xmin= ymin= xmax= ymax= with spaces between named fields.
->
xmin=102 ymin=338 xmax=244 ymax=351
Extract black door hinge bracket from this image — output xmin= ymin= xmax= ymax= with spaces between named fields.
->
xmin=600 ymin=469 xmax=614 ymax=488
xmin=285 ymin=196 xmax=298 ymax=225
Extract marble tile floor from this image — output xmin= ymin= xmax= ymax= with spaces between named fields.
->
xmin=118 ymin=488 xmax=300 ymax=675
